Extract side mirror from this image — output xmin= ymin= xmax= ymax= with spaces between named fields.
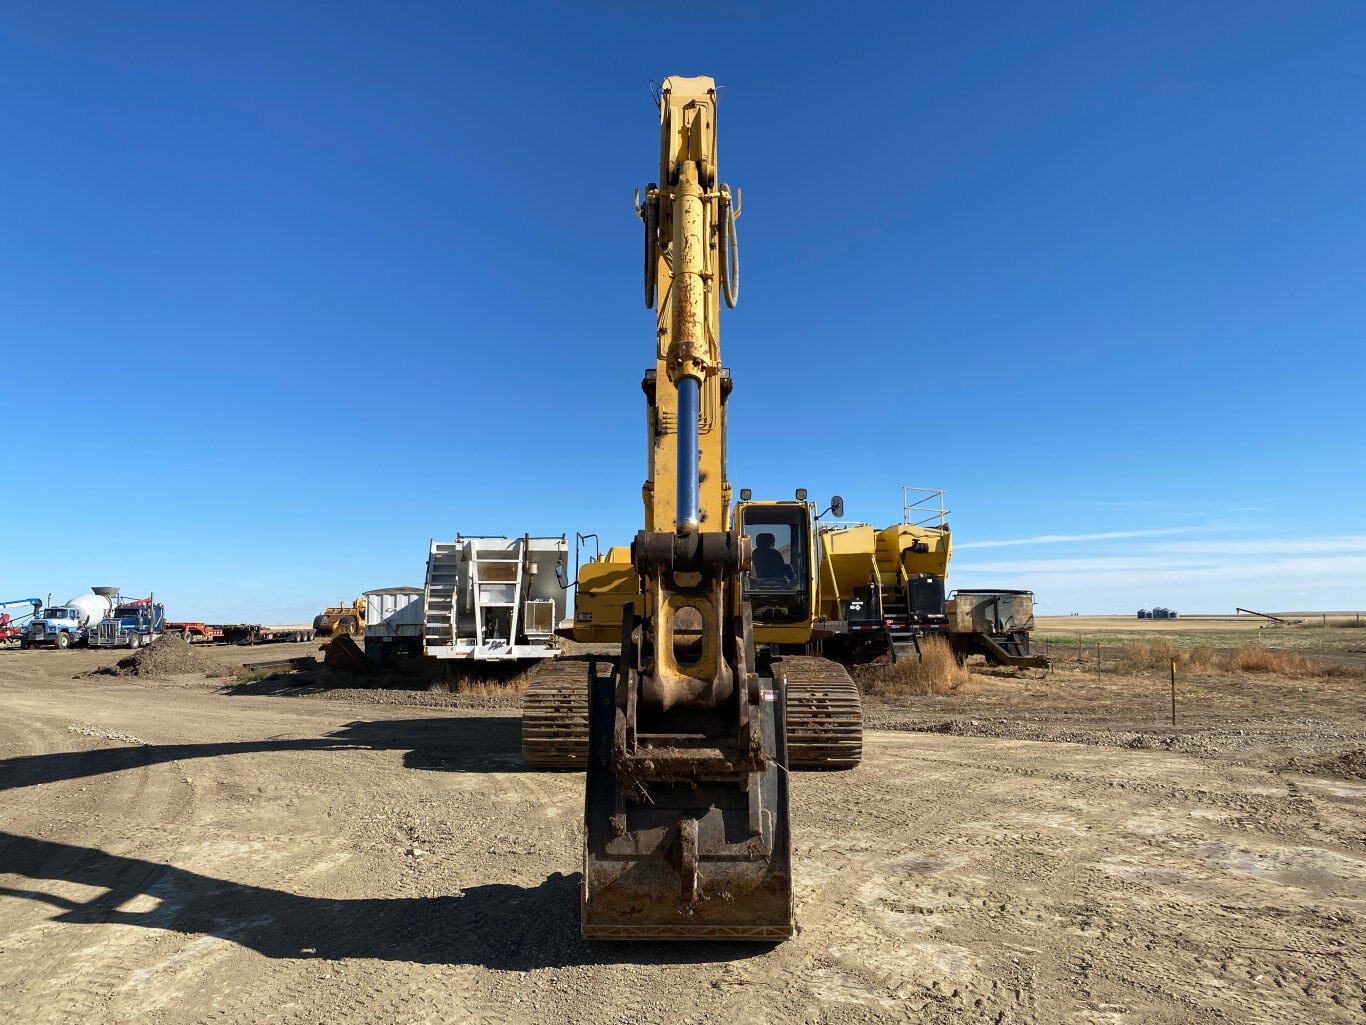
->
xmin=555 ymin=563 xmax=569 ymax=589
xmin=830 ymin=496 xmax=844 ymax=519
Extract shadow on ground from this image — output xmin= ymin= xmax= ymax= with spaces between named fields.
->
xmin=0 ymin=716 xmax=529 ymax=792
xmin=0 ymin=715 xmax=763 ymax=967
xmin=0 ymin=832 xmax=764 ymax=969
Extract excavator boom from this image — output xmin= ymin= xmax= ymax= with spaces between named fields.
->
xmin=580 ymin=75 xmax=795 ymax=940
xmin=516 ymin=75 xmax=863 ymax=938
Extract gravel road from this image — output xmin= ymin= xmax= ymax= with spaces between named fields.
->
xmin=1 ymin=648 xmax=1363 ymax=1024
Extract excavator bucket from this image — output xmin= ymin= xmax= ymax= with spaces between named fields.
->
xmin=582 ymin=661 xmax=794 ymax=940
xmin=321 ymin=633 xmax=373 ymax=674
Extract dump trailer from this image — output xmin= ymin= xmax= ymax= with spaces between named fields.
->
xmin=423 ymin=535 xmax=566 ymax=661
xmin=523 ymin=76 xmax=861 ymax=940
xmin=364 ymin=586 xmax=424 ymax=665
xmin=945 ymin=589 xmax=1045 ymax=667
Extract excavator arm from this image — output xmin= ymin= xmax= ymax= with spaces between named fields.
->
xmin=581 ymin=76 xmax=794 ymax=940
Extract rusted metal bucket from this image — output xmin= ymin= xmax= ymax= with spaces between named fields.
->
xmin=581 ymin=666 xmax=794 ymax=940
xmin=321 ymin=633 xmax=373 ymax=674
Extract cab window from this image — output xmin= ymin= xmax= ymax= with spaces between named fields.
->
xmin=739 ymin=504 xmax=810 ymax=625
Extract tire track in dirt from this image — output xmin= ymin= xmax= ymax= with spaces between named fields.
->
xmin=178 ymin=728 xmax=551 ymax=1025
xmin=3 ymin=670 xmax=1365 ymax=1024
xmin=776 ymin=740 xmax=1042 ymax=1021
xmin=0 ymin=710 xmax=192 ymax=980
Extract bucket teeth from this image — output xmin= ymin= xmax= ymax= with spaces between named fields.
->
xmin=678 ymin=817 xmax=699 ymax=902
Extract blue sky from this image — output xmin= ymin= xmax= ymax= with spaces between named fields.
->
xmin=2 ymin=2 xmax=1362 ymax=622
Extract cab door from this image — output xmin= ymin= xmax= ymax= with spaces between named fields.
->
xmin=736 ymin=501 xmax=814 ymax=646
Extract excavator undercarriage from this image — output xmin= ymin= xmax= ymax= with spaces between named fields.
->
xmin=523 ymin=654 xmax=861 ymax=774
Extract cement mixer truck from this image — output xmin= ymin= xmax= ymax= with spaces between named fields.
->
xmin=24 ymin=591 xmax=115 ymax=649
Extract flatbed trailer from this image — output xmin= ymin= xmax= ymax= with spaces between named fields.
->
xmin=165 ymin=622 xmax=225 ymax=643
xmin=215 ymin=624 xmax=314 ymax=645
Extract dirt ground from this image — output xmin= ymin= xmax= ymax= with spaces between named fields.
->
xmin=1 ymin=639 xmax=1364 ymax=1024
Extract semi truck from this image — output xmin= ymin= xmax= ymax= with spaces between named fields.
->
xmin=88 ymin=592 xmax=166 ymax=649
xmin=24 ymin=591 xmax=115 ymax=649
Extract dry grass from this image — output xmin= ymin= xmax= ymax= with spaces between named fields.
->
xmin=1226 ymin=643 xmax=1325 ymax=674
xmin=1116 ymin=639 xmax=1337 ymax=677
xmin=857 ymin=636 xmax=974 ymax=698
xmin=427 ymin=669 xmax=531 ymax=696
xmin=1277 ymin=617 xmax=1366 ymax=629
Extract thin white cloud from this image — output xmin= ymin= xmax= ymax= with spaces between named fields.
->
xmin=1153 ymin=535 xmax=1366 ymax=555
xmin=956 ymin=527 xmax=1198 ymax=550
xmin=955 ymin=554 xmax=1366 ymax=582
xmin=951 ymin=552 xmax=1366 ymax=613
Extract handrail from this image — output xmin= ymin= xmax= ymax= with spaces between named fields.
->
xmin=902 ymin=486 xmax=949 ymax=528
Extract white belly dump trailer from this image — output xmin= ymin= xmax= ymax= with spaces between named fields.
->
xmin=423 ymin=535 xmax=567 ymax=661
xmin=364 ymin=586 xmax=424 ymax=665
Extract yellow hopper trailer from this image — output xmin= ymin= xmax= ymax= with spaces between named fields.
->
xmin=812 ymin=488 xmax=1047 ymax=669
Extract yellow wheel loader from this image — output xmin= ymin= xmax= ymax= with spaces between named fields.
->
xmin=312 ymin=597 xmax=366 ymax=640
xmin=523 ymin=76 xmax=861 ymax=940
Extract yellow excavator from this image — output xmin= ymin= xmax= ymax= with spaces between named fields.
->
xmin=522 ymin=76 xmax=862 ymax=940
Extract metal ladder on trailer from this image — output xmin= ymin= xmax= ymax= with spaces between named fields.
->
xmin=873 ymin=544 xmax=920 ymax=663
xmin=879 ymin=579 xmax=921 ymax=662
xmin=424 ymin=541 xmax=460 ymax=648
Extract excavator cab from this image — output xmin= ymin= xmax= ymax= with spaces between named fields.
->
xmin=736 ymin=499 xmax=814 ymax=638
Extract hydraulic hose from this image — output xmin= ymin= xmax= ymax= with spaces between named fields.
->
xmin=720 ymin=191 xmax=739 ymax=309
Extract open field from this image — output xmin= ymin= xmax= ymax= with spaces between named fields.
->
xmin=1035 ymin=614 xmax=1366 ymax=668
xmin=1 ymin=642 xmax=1364 ymax=1024
xmin=1038 ymin=613 xmax=1366 ymax=638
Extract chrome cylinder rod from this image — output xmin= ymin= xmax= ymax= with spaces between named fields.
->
xmin=676 ymin=376 xmax=701 ymax=531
